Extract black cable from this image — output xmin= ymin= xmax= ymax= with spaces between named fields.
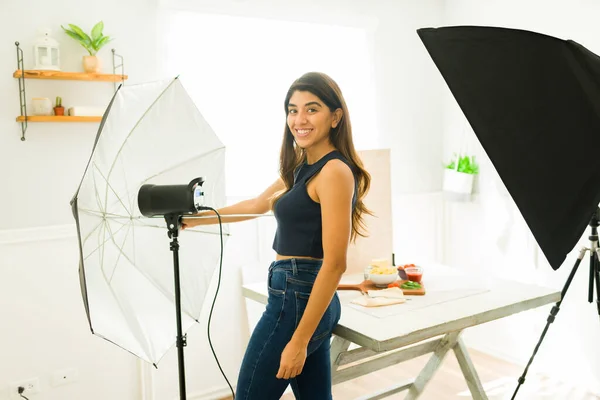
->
xmin=201 ymin=207 xmax=235 ymax=399
xmin=17 ymin=387 xmax=30 ymax=400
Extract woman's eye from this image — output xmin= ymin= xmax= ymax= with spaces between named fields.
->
xmin=288 ymin=109 xmax=297 ymax=114
xmin=308 ymin=108 xmax=317 ymax=113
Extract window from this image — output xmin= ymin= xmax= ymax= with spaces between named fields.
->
xmin=161 ymin=11 xmax=378 ymax=196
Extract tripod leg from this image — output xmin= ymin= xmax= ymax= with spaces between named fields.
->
xmin=510 ymin=247 xmax=587 ymax=400
xmin=595 ymin=249 xmax=600 ymax=317
xmin=590 ymin=247 xmax=595 ymax=303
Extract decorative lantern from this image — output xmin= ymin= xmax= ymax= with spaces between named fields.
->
xmin=33 ymin=28 xmax=60 ymax=71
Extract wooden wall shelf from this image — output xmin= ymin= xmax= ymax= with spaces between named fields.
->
xmin=13 ymin=70 xmax=128 ymax=82
xmin=13 ymin=42 xmax=126 ymax=141
xmin=16 ymin=116 xmax=102 ymax=123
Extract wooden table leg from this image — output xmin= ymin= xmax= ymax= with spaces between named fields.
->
xmin=330 ymin=335 xmax=351 ymax=376
xmin=404 ymin=331 xmax=461 ymax=399
xmin=328 ymin=331 xmax=488 ymax=400
xmin=452 ymin=336 xmax=489 ymax=400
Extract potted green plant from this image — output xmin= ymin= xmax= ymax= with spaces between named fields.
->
xmin=54 ymin=96 xmax=65 ymax=116
xmin=443 ymin=153 xmax=479 ymax=201
xmin=61 ymin=21 xmax=113 ymax=73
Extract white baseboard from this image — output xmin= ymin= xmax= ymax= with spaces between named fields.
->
xmin=187 ymin=386 xmax=234 ymax=400
xmin=0 ymin=223 xmax=76 ymax=245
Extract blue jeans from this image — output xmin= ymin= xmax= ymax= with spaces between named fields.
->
xmin=236 ymin=258 xmax=342 ymax=399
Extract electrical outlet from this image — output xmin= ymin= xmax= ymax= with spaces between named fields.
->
xmin=10 ymin=377 xmax=40 ymax=397
xmin=51 ymin=368 xmax=78 ymax=387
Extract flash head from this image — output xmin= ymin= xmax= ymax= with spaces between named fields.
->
xmin=138 ymin=177 xmax=206 ymax=217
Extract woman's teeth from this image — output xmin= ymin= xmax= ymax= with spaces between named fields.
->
xmin=296 ymin=129 xmax=312 ymax=137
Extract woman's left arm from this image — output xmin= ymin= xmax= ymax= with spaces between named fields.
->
xmin=276 ymin=160 xmax=354 ymax=379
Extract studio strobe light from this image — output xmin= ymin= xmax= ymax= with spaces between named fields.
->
xmin=138 ymin=177 xmax=207 ymax=218
xmin=71 ymin=77 xmax=230 ymax=400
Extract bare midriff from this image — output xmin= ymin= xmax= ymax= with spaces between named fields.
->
xmin=275 ymin=254 xmax=322 ymax=261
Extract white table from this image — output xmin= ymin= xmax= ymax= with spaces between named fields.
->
xmin=241 ymin=263 xmax=561 ymax=399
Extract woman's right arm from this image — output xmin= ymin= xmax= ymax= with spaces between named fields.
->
xmin=181 ymin=177 xmax=285 ymax=228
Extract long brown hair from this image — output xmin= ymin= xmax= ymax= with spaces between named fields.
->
xmin=271 ymin=72 xmax=373 ymax=242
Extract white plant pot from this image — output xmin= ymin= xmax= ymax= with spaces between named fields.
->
xmin=443 ymin=169 xmax=475 ymax=201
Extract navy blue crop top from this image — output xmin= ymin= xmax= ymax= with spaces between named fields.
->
xmin=272 ymin=150 xmax=357 ymax=259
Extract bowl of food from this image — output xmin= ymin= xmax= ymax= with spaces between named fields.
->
xmin=369 ymin=266 xmax=399 ymax=287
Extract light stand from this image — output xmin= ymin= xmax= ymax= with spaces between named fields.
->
xmin=165 ymin=213 xmax=188 ymax=400
xmin=137 ymin=177 xmax=233 ymax=400
xmin=138 ymin=177 xmax=207 ymax=400
xmin=511 ymin=207 xmax=600 ymax=399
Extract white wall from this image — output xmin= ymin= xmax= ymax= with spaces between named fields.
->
xmin=370 ymin=1 xmax=447 ymax=264
xmin=0 ymin=228 xmax=141 ymax=400
xmin=0 ymin=0 xmax=163 ymax=397
xmin=438 ymin=0 xmax=600 ymax=394
xmin=0 ymin=0 xmax=161 ymax=231
xmin=1 ymin=0 xmax=446 ymax=399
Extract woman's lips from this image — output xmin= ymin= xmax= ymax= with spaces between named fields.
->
xmin=295 ymin=128 xmax=313 ymax=138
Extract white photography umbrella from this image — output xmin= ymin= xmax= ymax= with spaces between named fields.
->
xmin=70 ymin=77 xmax=229 ymax=386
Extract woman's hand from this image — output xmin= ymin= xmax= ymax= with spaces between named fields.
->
xmin=180 ymin=216 xmax=197 ymax=230
xmin=276 ymin=338 xmax=308 ymax=379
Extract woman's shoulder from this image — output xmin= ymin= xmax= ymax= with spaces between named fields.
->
xmin=319 ymin=158 xmax=354 ymax=183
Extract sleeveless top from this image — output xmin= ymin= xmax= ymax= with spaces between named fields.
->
xmin=272 ymin=150 xmax=357 ymax=259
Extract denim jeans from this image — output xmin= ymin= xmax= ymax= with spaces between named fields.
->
xmin=236 ymin=258 xmax=342 ymax=399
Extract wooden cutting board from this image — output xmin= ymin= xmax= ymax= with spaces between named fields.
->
xmin=338 ymin=279 xmax=426 ymax=296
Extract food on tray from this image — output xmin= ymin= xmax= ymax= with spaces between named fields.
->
xmin=370 ymin=266 xmax=397 ymax=275
xmin=396 ymin=264 xmax=423 ymax=283
xmin=369 ymin=267 xmax=398 ymax=287
xmin=351 ymin=295 xmax=406 ymax=307
xmin=367 ymin=287 xmax=405 ymax=299
xmin=401 ymin=281 xmax=422 ymax=290
xmin=398 ymin=263 xmax=416 ymax=270
xmin=404 ymin=266 xmax=423 ymax=283
xmin=396 ymin=266 xmax=408 ymax=280
xmin=388 ymin=280 xmax=422 ymax=290
xmin=365 ymin=259 xmax=393 ymax=279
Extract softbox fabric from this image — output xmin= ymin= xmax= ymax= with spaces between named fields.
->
xmin=417 ymin=25 xmax=600 ymax=270
xmin=70 ymin=77 xmax=228 ymax=365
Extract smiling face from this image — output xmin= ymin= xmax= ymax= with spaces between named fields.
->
xmin=287 ymin=90 xmax=341 ymax=157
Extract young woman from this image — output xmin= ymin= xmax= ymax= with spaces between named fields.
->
xmin=182 ymin=72 xmax=371 ymax=399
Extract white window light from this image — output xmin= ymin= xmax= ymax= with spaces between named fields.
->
xmin=161 ymin=12 xmax=378 ymax=196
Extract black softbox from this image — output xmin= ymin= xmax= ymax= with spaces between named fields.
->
xmin=417 ymin=25 xmax=600 ymax=271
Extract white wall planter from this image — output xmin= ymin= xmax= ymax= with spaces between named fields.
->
xmin=443 ymin=169 xmax=475 ymax=202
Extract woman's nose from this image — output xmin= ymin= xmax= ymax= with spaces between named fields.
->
xmin=295 ymin=110 xmax=308 ymax=124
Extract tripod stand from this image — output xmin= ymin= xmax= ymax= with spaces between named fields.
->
xmin=165 ymin=213 xmax=188 ymax=400
xmin=511 ymin=207 xmax=600 ymax=399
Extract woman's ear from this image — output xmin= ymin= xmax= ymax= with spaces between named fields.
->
xmin=332 ymin=109 xmax=343 ymax=128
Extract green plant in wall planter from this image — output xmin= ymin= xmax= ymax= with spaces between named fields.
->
xmin=445 ymin=154 xmax=479 ymax=174
xmin=443 ymin=154 xmax=479 ymax=201
xmin=61 ymin=21 xmax=113 ymax=74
